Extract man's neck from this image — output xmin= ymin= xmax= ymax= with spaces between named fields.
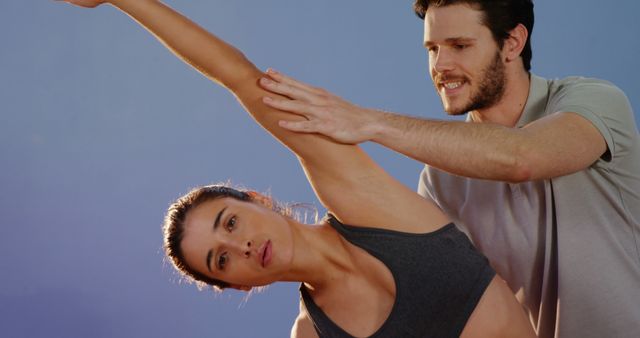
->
xmin=469 ymin=70 xmax=531 ymax=127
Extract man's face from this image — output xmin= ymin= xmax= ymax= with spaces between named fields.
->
xmin=424 ymin=4 xmax=506 ymax=115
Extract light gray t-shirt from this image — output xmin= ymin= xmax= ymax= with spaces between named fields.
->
xmin=419 ymin=74 xmax=640 ymax=338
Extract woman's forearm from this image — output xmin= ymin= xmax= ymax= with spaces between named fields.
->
xmin=107 ymin=0 xmax=259 ymax=90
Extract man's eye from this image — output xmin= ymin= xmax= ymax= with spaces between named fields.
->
xmin=454 ymin=44 xmax=467 ymax=50
xmin=226 ymin=216 xmax=236 ymax=231
xmin=218 ymin=252 xmax=228 ymax=270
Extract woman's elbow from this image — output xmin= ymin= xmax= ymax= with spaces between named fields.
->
xmin=217 ymin=52 xmax=262 ymax=92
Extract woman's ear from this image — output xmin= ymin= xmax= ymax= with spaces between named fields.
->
xmin=504 ymin=23 xmax=528 ymax=63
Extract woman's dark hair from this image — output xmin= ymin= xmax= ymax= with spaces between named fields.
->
xmin=163 ymin=184 xmax=302 ymax=291
xmin=163 ymin=185 xmax=251 ymax=290
xmin=413 ymin=0 xmax=534 ymax=71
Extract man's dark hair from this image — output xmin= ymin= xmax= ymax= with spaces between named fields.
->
xmin=413 ymin=0 xmax=534 ymax=71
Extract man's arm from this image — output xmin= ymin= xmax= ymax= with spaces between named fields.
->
xmin=261 ymin=69 xmax=607 ymax=183
xmin=369 ymin=110 xmax=606 ymax=182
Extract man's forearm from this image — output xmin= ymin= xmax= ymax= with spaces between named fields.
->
xmin=371 ymin=111 xmax=533 ymax=182
xmin=260 ymin=73 xmax=535 ymax=182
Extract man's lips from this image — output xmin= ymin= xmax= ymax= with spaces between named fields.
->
xmin=435 ymin=75 xmax=467 ymax=90
xmin=438 ymin=79 xmax=466 ymax=95
xmin=258 ymin=240 xmax=272 ymax=268
xmin=441 ymin=81 xmax=463 ymax=89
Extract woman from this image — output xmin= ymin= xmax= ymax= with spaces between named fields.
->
xmin=60 ymin=0 xmax=536 ymax=337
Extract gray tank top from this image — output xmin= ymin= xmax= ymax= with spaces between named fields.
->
xmin=300 ymin=215 xmax=495 ymax=337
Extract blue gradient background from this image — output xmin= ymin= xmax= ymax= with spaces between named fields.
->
xmin=1 ymin=1 xmax=638 ymax=337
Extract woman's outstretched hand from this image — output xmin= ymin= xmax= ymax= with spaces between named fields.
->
xmin=55 ymin=0 xmax=109 ymax=8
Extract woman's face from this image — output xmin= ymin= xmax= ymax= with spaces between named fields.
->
xmin=180 ymin=197 xmax=295 ymax=289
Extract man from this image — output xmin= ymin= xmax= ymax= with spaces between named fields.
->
xmin=259 ymin=1 xmax=640 ymax=337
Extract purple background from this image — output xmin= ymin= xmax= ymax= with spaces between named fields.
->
xmin=1 ymin=1 xmax=638 ymax=337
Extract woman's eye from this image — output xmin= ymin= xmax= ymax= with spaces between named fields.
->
xmin=226 ymin=216 xmax=236 ymax=231
xmin=218 ymin=252 xmax=228 ymax=270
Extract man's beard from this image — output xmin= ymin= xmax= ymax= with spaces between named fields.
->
xmin=439 ymin=51 xmax=507 ymax=116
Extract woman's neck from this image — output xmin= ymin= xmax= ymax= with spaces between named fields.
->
xmin=282 ymin=220 xmax=357 ymax=290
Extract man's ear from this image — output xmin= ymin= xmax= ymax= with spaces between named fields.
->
xmin=503 ymin=23 xmax=528 ymax=63
xmin=229 ymin=284 xmax=253 ymax=292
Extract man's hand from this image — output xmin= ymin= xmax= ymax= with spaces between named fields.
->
xmin=259 ymin=69 xmax=382 ymax=144
xmin=55 ymin=0 xmax=108 ymax=9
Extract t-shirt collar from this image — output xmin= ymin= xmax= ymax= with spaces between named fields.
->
xmin=463 ymin=73 xmax=550 ymax=128
xmin=516 ymin=73 xmax=550 ymax=128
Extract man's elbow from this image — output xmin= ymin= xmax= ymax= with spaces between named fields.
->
xmin=503 ymin=153 xmax=535 ymax=183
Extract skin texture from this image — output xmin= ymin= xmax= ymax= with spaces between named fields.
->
xmin=260 ymin=4 xmax=607 ymax=183
xmin=58 ymin=1 xmax=537 ymax=337
xmin=433 ymin=49 xmax=506 ymax=116
xmin=180 ymin=198 xmax=295 ymax=290
xmin=425 ymin=6 xmax=506 ymax=116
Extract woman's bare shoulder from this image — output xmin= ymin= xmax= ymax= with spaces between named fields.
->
xmin=461 ymin=276 xmax=537 ymax=338
xmin=290 ymin=301 xmax=319 ymax=338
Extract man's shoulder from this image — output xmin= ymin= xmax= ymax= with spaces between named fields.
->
xmin=536 ymin=74 xmax=630 ymax=114
xmin=543 ymin=74 xmax=624 ymax=97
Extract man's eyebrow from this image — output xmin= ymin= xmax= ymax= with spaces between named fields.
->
xmin=424 ymin=37 xmax=475 ymax=47
xmin=206 ymin=207 xmax=227 ymax=272
xmin=445 ymin=37 xmax=475 ymax=44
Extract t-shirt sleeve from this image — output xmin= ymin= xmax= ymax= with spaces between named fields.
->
xmin=548 ymin=78 xmax=637 ymax=163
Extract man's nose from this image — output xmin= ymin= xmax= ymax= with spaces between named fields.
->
xmin=432 ymin=49 xmax=455 ymax=73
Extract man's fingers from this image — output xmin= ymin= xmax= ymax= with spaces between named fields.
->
xmin=262 ymin=96 xmax=322 ymax=118
xmin=260 ymin=77 xmax=318 ymax=102
xmin=278 ymin=120 xmax=321 ymax=134
xmin=266 ymin=68 xmax=325 ymax=95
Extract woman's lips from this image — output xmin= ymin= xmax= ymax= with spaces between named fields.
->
xmin=260 ymin=240 xmax=272 ymax=268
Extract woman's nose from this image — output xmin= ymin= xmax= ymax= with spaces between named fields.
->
xmin=242 ymin=240 xmax=252 ymax=258
xmin=222 ymin=237 xmax=253 ymax=257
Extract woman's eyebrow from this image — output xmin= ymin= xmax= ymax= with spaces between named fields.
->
xmin=214 ymin=206 xmax=227 ymax=231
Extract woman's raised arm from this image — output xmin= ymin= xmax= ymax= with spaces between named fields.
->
xmin=61 ymin=0 xmax=449 ymax=231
